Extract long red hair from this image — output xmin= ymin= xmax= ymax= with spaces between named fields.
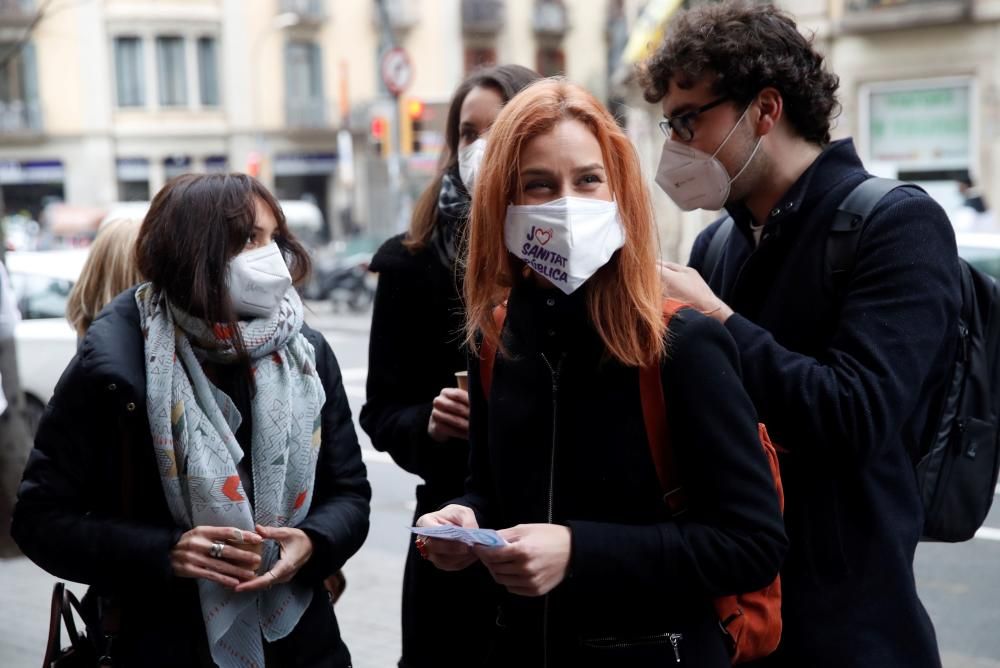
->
xmin=465 ymin=79 xmax=666 ymax=367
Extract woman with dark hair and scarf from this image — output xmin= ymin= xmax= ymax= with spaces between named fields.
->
xmin=361 ymin=64 xmax=540 ymax=668
xmin=13 ymin=174 xmax=371 ymax=668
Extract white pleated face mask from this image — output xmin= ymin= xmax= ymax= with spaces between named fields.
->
xmin=227 ymin=241 xmax=292 ymax=318
xmin=458 ymin=137 xmax=487 ymax=191
xmin=655 ymin=103 xmax=762 ymax=212
xmin=504 ymin=197 xmax=625 ymax=295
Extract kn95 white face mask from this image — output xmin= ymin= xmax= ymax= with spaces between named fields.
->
xmin=227 ymin=241 xmax=292 ymax=318
xmin=504 ymin=196 xmax=625 ymax=295
xmin=458 ymin=137 xmax=487 ymax=191
xmin=655 ymin=103 xmax=762 ymax=211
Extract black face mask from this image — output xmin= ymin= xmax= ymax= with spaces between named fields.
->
xmin=429 ymin=166 xmax=471 ymax=270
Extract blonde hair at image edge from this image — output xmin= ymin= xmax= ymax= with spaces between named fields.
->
xmin=66 ymin=218 xmax=144 ymax=338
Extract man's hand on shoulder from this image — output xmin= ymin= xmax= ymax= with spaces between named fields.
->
xmin=658 ymin=262 xmax=734 ymax=324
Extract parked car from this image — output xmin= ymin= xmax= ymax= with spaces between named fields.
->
xmin=5 ymin=249 xmax=87 ymax=433
xmin=956 ymin=232 xmax=1000 ymax=279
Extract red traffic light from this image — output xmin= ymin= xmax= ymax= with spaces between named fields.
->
xmin=406 ymin=99 xmax=425 ymax=120
xmin=370 ymin=116 xmax=387 ymax=140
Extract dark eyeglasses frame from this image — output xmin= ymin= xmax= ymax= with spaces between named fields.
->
xmin=658 ymin=96 xmax=729 ymax=142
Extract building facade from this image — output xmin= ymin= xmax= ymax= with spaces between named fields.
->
xmin=615 ymin=0 xmax=1000 ymax=261
xmin=0 ymin=0 xmax=611 ymax=243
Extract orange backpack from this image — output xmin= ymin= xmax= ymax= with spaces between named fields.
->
xmin=479 ymin=299 xmax=784 ymax=664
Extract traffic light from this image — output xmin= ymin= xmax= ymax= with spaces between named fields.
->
xmin=246 ymin=151 xmax=262 ymax=178
xmin=370 ymin=116 xmax=390 ymax=159
xmin=406 ymin=98 xmax=425 ymax=121
xmin=400 ymin=97 xmax=425 ymax=156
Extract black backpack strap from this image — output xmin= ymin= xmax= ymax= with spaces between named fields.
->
xmin=828 ymin=177 xmax=925 ymax=294
xmin=701 ymin=216 xmax=734 ymax=279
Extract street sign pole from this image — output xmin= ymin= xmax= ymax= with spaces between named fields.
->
xmin=374 ymin=0 xmax=414 ymax=236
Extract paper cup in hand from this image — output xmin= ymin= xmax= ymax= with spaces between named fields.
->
xmin=455 ymin=371 xmax=469 ymax=391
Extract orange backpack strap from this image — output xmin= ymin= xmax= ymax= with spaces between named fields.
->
xmin=640 ymin=299 xmax=690 ymax=515
xmin=643 ymin=299 xmax=785 ymax=663
xmin=479 ymin=303 xmax=508 ymax=398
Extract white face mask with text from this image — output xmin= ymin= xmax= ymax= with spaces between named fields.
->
xmin=503 ymin=196 xmax=625 ymax=295
xmin=227 ymin=241 xmax=292 ymax=318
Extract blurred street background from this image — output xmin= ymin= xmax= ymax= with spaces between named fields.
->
xmin=2 ymin=0 xmax=1000 ymax=666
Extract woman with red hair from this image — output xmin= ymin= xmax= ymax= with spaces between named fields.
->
xmin=415 ymin=79 xmax=787 ymax=667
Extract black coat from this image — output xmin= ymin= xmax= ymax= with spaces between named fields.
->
xmin=360 ymin=234 xmax=499 ymax=668
xmin=455 ymin=281 xmax=788 ymax=668
xmin=689 ymin=139 xmax=961 ymax=667
xmin=12 ymin=287 xmax=371 ymax=668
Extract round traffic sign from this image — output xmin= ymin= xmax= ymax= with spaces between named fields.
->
xmin=381 ymin=47 xmax=413 ymax=96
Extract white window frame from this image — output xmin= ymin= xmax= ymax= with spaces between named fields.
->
xmin=110 ymin=35 xmax=146 ymax=109
xmin=109 ymin=27 xmax=221 ymax=112
xmin=195 ymin=35 xmax=221 ymax=109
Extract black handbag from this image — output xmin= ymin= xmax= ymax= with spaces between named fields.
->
xmin=41 ymin=581 xmax=108 ymax=667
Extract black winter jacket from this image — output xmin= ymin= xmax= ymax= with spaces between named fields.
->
xmin=362 ymin=234 xmax=470 ymax=495
xmin=689 ymin=139 xmax=960 ymax=667
xmin=360 ymin=234 xmax=499 ymax=668
xmin=455 ymin=281 xmax=788 ymax=668
xmin=12 ymin=287 xmax=371 ymax=668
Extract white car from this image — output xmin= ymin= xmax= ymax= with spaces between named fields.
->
xmin=5 ymin=249 xmax=87 ymax=432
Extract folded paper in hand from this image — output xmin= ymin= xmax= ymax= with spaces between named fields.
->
xmin=410 ymin=525 xmax=507 ymax=547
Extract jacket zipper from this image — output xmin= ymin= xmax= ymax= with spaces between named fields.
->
xmin=539 ymin=352 xmax=563 ymax=668
xmin=582 ymin=631 xmax=683 ymax=662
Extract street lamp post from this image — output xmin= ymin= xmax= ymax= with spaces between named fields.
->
xmin=374 ymin=0 xmax=407 ymax=236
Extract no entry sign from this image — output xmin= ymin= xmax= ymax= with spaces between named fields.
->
xmin=381 ymin=47 xmax=413 ymax=96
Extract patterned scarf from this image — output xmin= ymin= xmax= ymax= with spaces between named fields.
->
xmin=429 ymin=168 xmax=471 ymax=270
xmin=135 ymin=283 xmax=326 ymax=668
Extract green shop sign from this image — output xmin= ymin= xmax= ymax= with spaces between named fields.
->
xmin=869 ymin=84 xmax=970 ymax=168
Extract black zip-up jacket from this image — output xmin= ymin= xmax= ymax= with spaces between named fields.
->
xmin=689 ymin=139 xmax=960 ymax=667
xmin=454 ymin=281 xmax=788 ymax=668
xmin=361 ymin=233 xmax=499 ymax=668
xmin=12 ymin=287 xmax=371 ymax=668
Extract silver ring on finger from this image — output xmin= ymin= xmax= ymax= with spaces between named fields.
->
xmin=209 ymin=541 xmax=224 ymax=559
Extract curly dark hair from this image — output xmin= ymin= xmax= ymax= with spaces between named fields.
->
xmin=641 ymin=1 xmax=840 ymax=145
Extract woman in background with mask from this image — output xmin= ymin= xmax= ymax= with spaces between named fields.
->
xmin=360 ymin=64 xmax=539 ymax=668
xmin=14 ymin=174 xmax=371 ymax=668
xmin=415 ymin=80 xmax=787 ymax=667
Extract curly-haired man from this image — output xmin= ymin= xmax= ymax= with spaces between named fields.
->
xmin=647 ymin=2 xmax=958 ymax=667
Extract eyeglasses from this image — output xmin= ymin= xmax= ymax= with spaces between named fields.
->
xmin=658 ymin=97 xmax=729 ymax=142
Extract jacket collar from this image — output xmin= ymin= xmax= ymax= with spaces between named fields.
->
xmin=80 ymin=285 xmax=148 ymax=407
xmin=505 ymin=277 xmax=600 ymax=358
xmin=725 ymin=138 xmax=865 ymax=240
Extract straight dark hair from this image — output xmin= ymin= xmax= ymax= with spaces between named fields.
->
xmin=404 ymin=64 xmax=541 ymax=252
xmin=136 ymin=173 xmax=311 ymax=362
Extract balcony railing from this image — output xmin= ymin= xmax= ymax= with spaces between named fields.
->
xmin=462 ymin=0 xmax=504 ymax=35
xmin=533 ymin=0 xmax=568 ymax=36
xmin=840 ymin=0 xmax=972 ymax=32
xmin=0 ymin=0 xmax=35 ymax=25
xmin=279 ymin=0 xmax=325 ymax=24
xmin=286 ymin=97 xmax=328 ymax=129
xmin=0 ymin=99 xmax=42 ymax=135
